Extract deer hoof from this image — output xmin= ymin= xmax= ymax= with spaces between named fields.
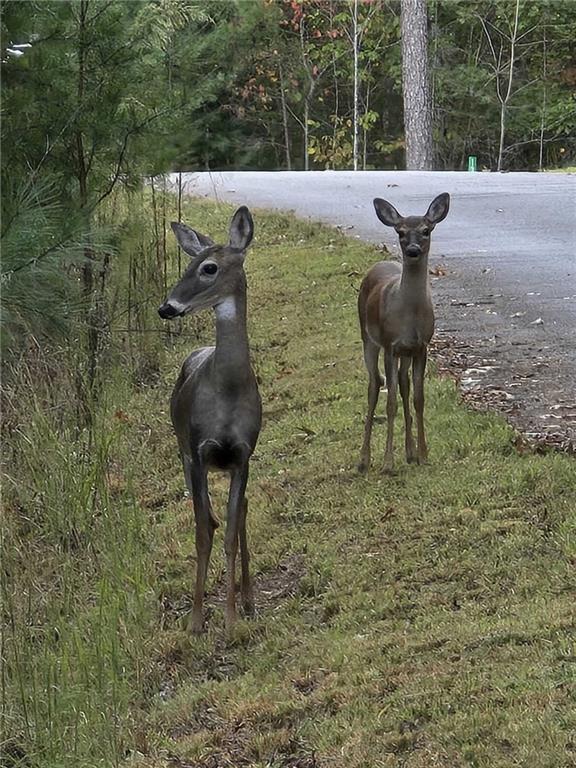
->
xmin=357 ymin=458 xmax=369 ymax=475
xmin=242 ymin=599 xmax=255 ymax=618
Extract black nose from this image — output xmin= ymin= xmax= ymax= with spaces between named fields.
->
xmin=158 ymin=302 xmax=180 ymax=319
xmin=406 ymin=245 xmax=421 ymax=258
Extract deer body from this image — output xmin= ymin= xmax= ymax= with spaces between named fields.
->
xmin=358 ymin=194 xmax=450 ymax=474
xmin=159 ymin=207 xmax=261 ymax=633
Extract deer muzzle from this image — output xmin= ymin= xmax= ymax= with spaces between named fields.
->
xmin=405 ymin=244 xmax=422 ymax=258
xmin=158 ymin=301 xmax=183 ymax=319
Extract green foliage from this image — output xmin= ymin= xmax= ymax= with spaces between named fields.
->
xmin=0 ymin=177 xmax=114 ymax=350
xmin=1 ymin=0 xmax=192 ymax=201
xmin=1 ymin=188 xmax=171 ymax=768
xmin=431 ymin=0 xmax=576 ymax=169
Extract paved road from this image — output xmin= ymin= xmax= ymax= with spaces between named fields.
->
xmin=171 ymin=170 xmax=576 ymax=449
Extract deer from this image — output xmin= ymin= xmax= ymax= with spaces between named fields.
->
xmin=357 ymin=193 xmax=450 ymax=475
xmin=158 ymin=206 xmax=262 ymax=634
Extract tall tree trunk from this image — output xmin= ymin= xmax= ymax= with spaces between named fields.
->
xmin=352 ymin=0 xmax=359 ymax=171
xmin=303 ymin=99 xmax=309 ymax=171
xmin=278 ymin=60 xmax=292 ymax=170
xmin=496 ymin=0 xmax=520 ymax=171
xmin=76 ymin=0 xmax=92 ymax=297
xmin=538 ymin=19 xmax=547 ymax=171
xmin=300 ymin=16 xmax=315 ymax=171
xmin=362 ymin=83 xmax=371 ymax=170
xmin=400 ymin=0 xmax=433 ymax=170
xmin=75 ymin=0 xmax=99 ymax=428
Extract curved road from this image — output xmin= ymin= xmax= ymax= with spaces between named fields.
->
xmin=171 ymin=170 xmax=576 ymax=449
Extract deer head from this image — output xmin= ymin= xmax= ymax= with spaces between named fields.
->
xmin=373 ymin=193 xmax=450 ymax=264
xmin=158 ymin=206 xmax=254 ymax=319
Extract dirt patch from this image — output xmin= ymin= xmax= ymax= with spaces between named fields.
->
xmin=430 ymin=257 xmax=576 ymax=454
xmin=152 ymin=555 xmax=305 ymax=704
xmin=209 ymin=553 xmax=305 ymax=613
xmin=168 ymin=738 xmax=318 ymax=768
xmin=159 ymin=555 xmax=305 ymax=632
xmin=166 ymin=705 xmax=318 ymax=768
xmin=431 ymin=332 xmax=576 ymax=453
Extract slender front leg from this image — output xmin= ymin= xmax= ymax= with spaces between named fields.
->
xmin=412 ymin=350 xmax=428 ymax=464
xmin=224 ymin=461 xmax=249 ymax=632
xmin=383 ymin=348 xmax=399 ymax=473
xmin=238 ymin=498 xmax=254 ymax=616
xmin=184 ymin=458 xmax=215 ymax=634
xmin=358 ymin=340 xmax=383 ymax=474
xmin=398 ymin=355 xmax=416 ymax=463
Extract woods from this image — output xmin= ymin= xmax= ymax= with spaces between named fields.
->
xmin=2 ymin=0 xmax=574 ymax=361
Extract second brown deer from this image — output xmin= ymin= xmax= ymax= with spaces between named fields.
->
xmin=358 ymin=193 xmax=450 ymax=474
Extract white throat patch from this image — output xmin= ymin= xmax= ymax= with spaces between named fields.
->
xmin=215 ymin=297 xmax=237 ymax=321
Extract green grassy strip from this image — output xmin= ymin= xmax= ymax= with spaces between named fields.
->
xmin=131 ymin=199 xmax=575 ymax=768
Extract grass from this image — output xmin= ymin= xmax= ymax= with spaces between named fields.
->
xmin=2 ymin=194 xmax=575 ymax=768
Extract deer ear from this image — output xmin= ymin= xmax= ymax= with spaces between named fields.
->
xmin=229 ymin=206 xmax=254 ymax=251
xmin=373 ymin=198 xmax=402 ymax=227
xmin=426 ymin=193 xmax=450 ymax=224
xmin=170 ymin=222 xmax=214 ymax=256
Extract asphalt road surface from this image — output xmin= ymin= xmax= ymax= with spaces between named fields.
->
xmin=171 ymin=170 xmax=576 ymax=450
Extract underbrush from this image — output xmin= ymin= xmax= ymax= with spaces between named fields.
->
xmin=2 ymin=190 xmax=575 ymax=768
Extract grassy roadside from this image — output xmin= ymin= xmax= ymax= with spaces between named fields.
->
xmin=3 ymin=196 xmax=575 ymax=768
xmin=130 ymin=201 xmax=575 ymax=767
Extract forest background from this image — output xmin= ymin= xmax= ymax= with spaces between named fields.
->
xmin=3 ymin=0 xmax=576 ymax=353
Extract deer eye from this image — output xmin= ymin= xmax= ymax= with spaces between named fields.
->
xmin=421 ymin=228 xmax=430 ymax=237
xmin=398 ymin=229 xmax=407 ymax=238
xmin=201 ymin=262 xmax=218 ymax=275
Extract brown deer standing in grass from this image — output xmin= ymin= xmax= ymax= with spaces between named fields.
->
xmin=158 ymin=207 xmax=261 ymax=633
xmin=358 ymin=193 xmax=450 ymax=474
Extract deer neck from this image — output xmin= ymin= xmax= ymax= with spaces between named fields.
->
xmin=213 ymin=276 xmax=251 ymax=384
xmin=399 ymin=257 xmax=430 ymax=306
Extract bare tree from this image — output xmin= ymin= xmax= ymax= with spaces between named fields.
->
xmin=400 ymin=0 xmax=433 ymax=170
xmin=352 ymin=0 xmax=360 ymax=170
xmin=478 ymin=0 xmax=522 ymax=171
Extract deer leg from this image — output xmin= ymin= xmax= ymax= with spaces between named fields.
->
xmin=399 ymin=355 xmax=416 ymax=463
xmin=185 ymin=458 xmax=214 ymax=634
xmin=413 ymin=350 xmax=428 ymax=464
xmin=383 ymin=348 xmax=399 ymax=474
xmin=238 ymin=498 xmax=254 ymax=616
xmin=358 ymin=340 xmax=382 ymax=474
xmin=224 ymin=461 xmax=249 ymax=632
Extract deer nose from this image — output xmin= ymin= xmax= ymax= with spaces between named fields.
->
xmin=406 ymin=244 xmax=421 ymax=258
xmin=158 ymin=302 xmax=180 ymax=319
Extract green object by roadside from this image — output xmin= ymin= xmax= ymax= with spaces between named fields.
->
xmin=468 ymin=155 xmax=477 ymax=172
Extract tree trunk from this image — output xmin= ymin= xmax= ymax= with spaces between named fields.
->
xmin=538 ymin=20 xmax=547 ymax=171
xmin=352 ymin=0 xmax=359 ymax=171
xmin=496 ymin=0 xmax=520 ymax=171
xmin=300 ymin=16 xmax=315 ymax=171
xmin=362 ymin=82 xmax=371 ymax=170
xmin=303 ymin=98 xmax=309 ymax=171
xmin=278 ymin=60 xmax=292 ymax=170
xmin=400 ymin=0 xmax=433 ymax=170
